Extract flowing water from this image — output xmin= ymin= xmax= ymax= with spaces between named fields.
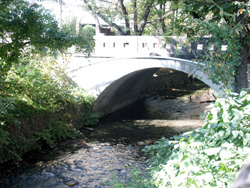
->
xmin=0 ymin=95 xmax=211 ymax=188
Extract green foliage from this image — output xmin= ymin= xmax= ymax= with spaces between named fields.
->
xmin=142 ymin=1 xmax=168 ymax=36
xmin=0 ymin=0 xmax=94 ymax=74
xmin=0 ymin=0 xmax=98 ymax=163
xmin=194 ymin=20 xmax=242 ymax=90
xmin=1 ymin=64 xmax=69 ymax=122
xmin=0 ymin=53 xmax=99 ymax=162
xmin=82 ymin=25 xmax=96 ymax=36
xmin=61 ymin=18 xmax=95 ymax=55
xmin=76 ymin=25 xmax=95 ymax=54
xmin=2 ymin=134 xmax=29 ymax=161
xmin=161 ymin=0 xmax=250 ymax=90
xmin=106 ymin=166 xmax=156 ymax=188
xmin=141 ymin=89 xmax=250 ymax=187
xmin=35 ymin=121 xmax=83 ymax=148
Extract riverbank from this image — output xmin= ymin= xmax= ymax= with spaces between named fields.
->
xmin=0 ymin=96 xmax=210 ymax=187
xmin=0 ymin=68 xmax=216 ymax=187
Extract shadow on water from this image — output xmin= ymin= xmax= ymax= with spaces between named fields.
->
xmin=82 ymin=100 xmax=176 ymax=146
xmin=0 ymin=77 xmax=212 ymax=187
xmin=82 ymin=97 xmax=206 ymax=147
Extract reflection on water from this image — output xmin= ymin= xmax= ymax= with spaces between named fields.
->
xmin=0 ymin=98 xmax=209 ymax=188
xmin=84 ymin=98 xmax=207 ymax=146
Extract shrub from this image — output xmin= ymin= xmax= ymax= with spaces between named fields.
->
xmin=0 ymin=55 xmax=99 ymax=162
xmin=142 ymin=89 xmax=250 ymax=187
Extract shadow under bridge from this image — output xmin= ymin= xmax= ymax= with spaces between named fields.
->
xmin=70 ymin=56 xmax=224 ymax=117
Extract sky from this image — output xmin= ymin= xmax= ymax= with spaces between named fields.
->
xmin=26 ymin=0 xmax=128 ymax=26
xmin=26 ymin=0 xmax=88 ymax=22
xmin=25 ymin=0 xmax=112 ymax=27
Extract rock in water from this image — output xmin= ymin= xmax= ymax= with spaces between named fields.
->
xmin=65 ymin=180 xmax=79 ymax=186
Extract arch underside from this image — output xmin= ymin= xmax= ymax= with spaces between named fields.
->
xmin=89 ymin=57 xmax=224 ymax=116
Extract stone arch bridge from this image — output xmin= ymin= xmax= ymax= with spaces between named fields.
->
xmin=68 ymin=55 xmax=224 ymax=116
xmin=67 ymin=35 xmax=250 ymax=116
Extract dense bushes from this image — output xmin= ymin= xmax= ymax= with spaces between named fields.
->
xmin=0 ymin=56 xmax=99 ymax=162
xmin=0 ymin=0 xmax=97 ymax=162
xmin=142 ymin=89 xmax=250 ymax=187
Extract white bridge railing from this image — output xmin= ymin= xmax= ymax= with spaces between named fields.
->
xmin=94 ymin=35 xmax=228 ymax=58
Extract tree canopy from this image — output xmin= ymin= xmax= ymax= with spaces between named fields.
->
xmin=159 ymin=0 xmax=250 ymax=92
xmin=81 ymin=0 xmax=249 ymax=91
xmin=0 ymin=0 xmax=94 ymax=74
xmin=82 ymin=0 xmax=167 ymax=36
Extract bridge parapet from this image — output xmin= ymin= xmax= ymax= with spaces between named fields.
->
xmin=94 ymin=36 xmax=228 ymax=60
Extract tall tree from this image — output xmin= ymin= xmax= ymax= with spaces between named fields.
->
xmin=159 ymin=0 xmax=250 ymax=92
xmin=0 ymin=0 xmax=94 ymax=74
xmin=82 ymin=0 xmax=157 ymax=36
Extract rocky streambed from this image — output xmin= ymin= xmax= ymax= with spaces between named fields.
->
xmin=0 ymin=69 xmax=215 ymax=188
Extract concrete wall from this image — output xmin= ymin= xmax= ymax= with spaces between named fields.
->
xmin=94 ymin=36 xmax=226 ymax=60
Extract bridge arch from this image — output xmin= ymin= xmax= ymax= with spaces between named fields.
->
xmin=69 ymin=56 xmax=224 ymax=116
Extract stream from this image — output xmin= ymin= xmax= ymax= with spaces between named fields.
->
xmin=0 ymin=91 xmax=211 ymax=188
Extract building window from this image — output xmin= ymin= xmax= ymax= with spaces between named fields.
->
xmin=103 ymin=43 xmax=105 ymax=47
xmin=124 ymin=43 xmax=129 ymax=48
xmin=142 ymin=43 xmax=147 ymax=48
xmin=113 ymin=43 xmax=115 ymax=47
xmin=153 ymin=43 xmax=158 ymax=48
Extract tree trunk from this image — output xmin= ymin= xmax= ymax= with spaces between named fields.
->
xmin=235 ymin=43 xmax=249 ymax=93
xmin=235 ymin=2 xmax=249 ymax=93
xmin=138 ymin=3 xmax=153 ymax=36
xmin=158 ymin=4 xmax=166 ymax=34
xmin=95 ymin=16 xmax=101 ymax=35
xmin=119 ymin=0 xmax=131 ymax=35
xmin=133 ymin=0 xmax=138 ymax=34
xmin=59 ymin=0 xmax=62 ymax=29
